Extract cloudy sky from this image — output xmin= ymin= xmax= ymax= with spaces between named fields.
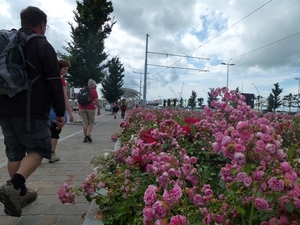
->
xmin=1 ymin=0 xmax=300 ymax=109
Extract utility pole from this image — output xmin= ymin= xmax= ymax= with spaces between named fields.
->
xmin=133 ymin=71 xmax=144 ymax=106
xmin=143 ymin=34 xmax=149 ymax=108
xmin=221 ymin=62 xmax=235 ymax=88
xmin=251 ymin=82 xmax=261 ymax=113
xmin=295 ymin=77 xmax=300 ymax=113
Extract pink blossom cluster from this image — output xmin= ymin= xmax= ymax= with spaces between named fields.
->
xmin=58 ymin=87 xmax=300 ymax=224
xmin=57 ymin=183 xmax=77 ymax=204
xmin=81 ymin=172 xmax=100 ymax=196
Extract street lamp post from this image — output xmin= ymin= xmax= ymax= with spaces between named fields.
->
xmin=251 ymin=82 xmax=261 ymax=113
xmin=221 ymin=62 xmax=235 ymax=88
xmin=133 ymin=71 xmax=143 ymax=106
xmin=295 ymin=78 xmax=300 ymax=113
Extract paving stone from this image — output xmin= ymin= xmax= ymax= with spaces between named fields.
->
xmin=0 ymin=111 xmax=122 ymax=224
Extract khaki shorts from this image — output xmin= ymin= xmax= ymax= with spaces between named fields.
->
xmin=79 ymin=109 xmax=96 ymax=125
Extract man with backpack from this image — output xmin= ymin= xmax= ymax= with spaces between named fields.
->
xmin=78 ymin=79 xmax=101 ymax=143
xmin=0 ymin=6 xmax=65 ymax=217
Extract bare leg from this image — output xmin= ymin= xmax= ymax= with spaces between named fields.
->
xmin=87 ymin=124 xmax=94 ymax=134
xmin=7 ymin=153 xmax=42 ymax=180
xmin=51 ymin=138 xmax=58 ymax=152
xmin=83 ymin=124 xmax=88 ymax=136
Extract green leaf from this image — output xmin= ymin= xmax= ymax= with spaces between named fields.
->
xmin=284 ymin=203 xmax=295 ymax=212
xmin=230 ymin=181 xmax=240 ymax=192
xmin=236 ymin=205 xmax=245 ymax=215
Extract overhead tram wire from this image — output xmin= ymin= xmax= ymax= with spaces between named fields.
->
xmin=187 ymin=0 xmax=273 ymax=55
xmin=147 ymin=52 xmax=209 ymax=61
xmin=147 ymin=64 xmax=209 ymax=72
xmin=146 ymin=1 xmax=273 ymax=76
xmin=226 ymin=30 xmax=300 ymax=62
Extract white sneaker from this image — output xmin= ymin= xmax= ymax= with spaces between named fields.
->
xmin=49 ymin=152 xmax=60 ymax=163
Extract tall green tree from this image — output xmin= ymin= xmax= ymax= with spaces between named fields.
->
xmin=60 ymin=0 xmax=116 ymax=87
xmin=188 ymin=90 xmax=197 ymax=110
xmin=266 ymin=83 xmax=282 ymax=112
xmin=254 ymin=95 xmax=263 ymax=112
xmin=207 ymin=88 xmax=217 ymax=108
xmin=282 ymin=93 xmax=295 ymax=112
xmin=179 ymin=97 xmax=184 ymax=108
xmin=101 ymin=57 xmax=125 ymax=103
xmin=293 ymin=94 xmax=300 ymax=111
xmin=197 ymin=97 xmax=204 ymax=107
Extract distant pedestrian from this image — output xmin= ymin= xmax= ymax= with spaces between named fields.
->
xmin=49 ymin=59 xmax=74 ymax=163
xmin=0 ymin=6 xmax=65 ymax=217
xmin=120 ymin=99 xmax=127 ymax=119
xmin=78 ymin=79 xmax=101 ymax=143
xmin=112 ymin=101 xmax=119 ymax=119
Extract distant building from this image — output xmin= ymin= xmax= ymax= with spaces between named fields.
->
xmin=241 ymin=93 xmax=254 ymax=108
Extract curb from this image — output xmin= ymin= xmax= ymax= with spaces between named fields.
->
xmin=82 ymin=139 xmax=121 ymax=225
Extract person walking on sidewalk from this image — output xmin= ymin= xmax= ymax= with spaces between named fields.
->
xmin=49 ymin=59 xmax=74 ymax=163
xmin=120 ymin=99 xmax=127 ymax=119
xmin=79 ymin=79 xmax=101 ymax=143
xmin=0 ymin=6 xmax=65 ymax=217
xmin=112 ymin=101 xmax=119 ymax=119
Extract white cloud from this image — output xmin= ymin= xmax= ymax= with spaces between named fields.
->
xmin=1 ymin=0 xmax=300 ymax=110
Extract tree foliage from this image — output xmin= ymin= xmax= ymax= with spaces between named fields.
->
xmin=101 ymin=57 xmax=125 ymax=103
xmin=188 ymin=90 xmax=197 ymax=110
xmin=60 ymin=0 xmax=116 ymax=87
xmin=207 ymin=88 xmax=217 ymax=108
xmin=282 ymin=93 xmax=295 ymax=112
xmin=266 ymin=83 xmax=282 ymax=112
xmin=197 ymin=97 xmax=204 ymax=107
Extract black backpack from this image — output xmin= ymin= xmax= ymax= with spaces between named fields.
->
xmin=0 ymin=29 xmax=44 ymax=97
xmin=0 ymin=29 xmax=44 ymax=131
xmin=77 ymin=86 xmax=91 ymax=106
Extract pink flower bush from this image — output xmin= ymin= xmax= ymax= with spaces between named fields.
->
xmin=58 ymin=87 xmax=300 ymax=225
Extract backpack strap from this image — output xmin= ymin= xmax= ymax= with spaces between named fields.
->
xmin=20 ymin=32 xmax=44 ymax=131
xmin=26 ymin=74 xmax=42 ymax=131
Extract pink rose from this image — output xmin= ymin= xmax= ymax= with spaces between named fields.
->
xmin=170 ymin=215 xmax=187 ymax=225
xmin=222 ymin=136 xmax=232 ymax=146
xmin=143 ymin=206 xmax=155 ymax=223
xmin=190 ymin=156 xmax=197 ymax=164
xmin=280 ymin=162 xmax=291 ymax=172
xmin=204 ymin=189 xmax=213 ymax=197
xmin=215 ymin=132 xmax=224 ymax=142
xmin=240 ymin=130 xmax=251 ymax=140
xmin=212 ymin=90 xmax=219 ymax=97
xmin=285 ymin=171 xmax=298 ymax=181
xmin=212 ymin=142 xmax=220 ymax=151
xmin=152 ymin=201 xmax=168 ymax=218
xmin=234 ymin=143 xmax=245 ymax=152
xmin=261 ymin=134 xmax=271 ymax=143
xmin=237 ymin=172 xmax=248 ymax=181
xmin=236 ymin=121 xmax=247 ymax=130
xmin=268 ymin=177 xmax=284 ymax=192
xmin=253 ymin=170 xmax=264 ymax=181
xmin=193 ymin=194 xmax=204 ymax=207
xmin=162 ymin=183 xmax=182 ymax=206
xmin=234 ymin=152 xmax=246 ymax=164
xmin=254 ymin=197 xmax=269 ymax=210
xmin=265 ymin=143 xmax=276 ymax=154
xmin=243 ymin=177 xmax=253 ymax=187
xmin=144 ymin=185 xmax=158 ymax=205
xmin=256 ymin=140 xmax=265 ymax=149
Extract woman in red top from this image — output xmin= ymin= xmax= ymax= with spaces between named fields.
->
xmin=78 ymin=79 xmax=101 ymax=142
xmin=49 ymin=59 xmax=74 ymax=163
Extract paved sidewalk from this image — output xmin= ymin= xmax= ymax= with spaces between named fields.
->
xmin=0 ymin=110 xmax=123 ymax=225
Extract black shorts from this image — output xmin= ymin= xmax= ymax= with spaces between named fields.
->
xmin=113 ymin=106 xmax=119 ymax=113
xmin=0 ymin=114 xmax=52 ymax=161
xmin=50 ymin=123 xmax=62 ymax=139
